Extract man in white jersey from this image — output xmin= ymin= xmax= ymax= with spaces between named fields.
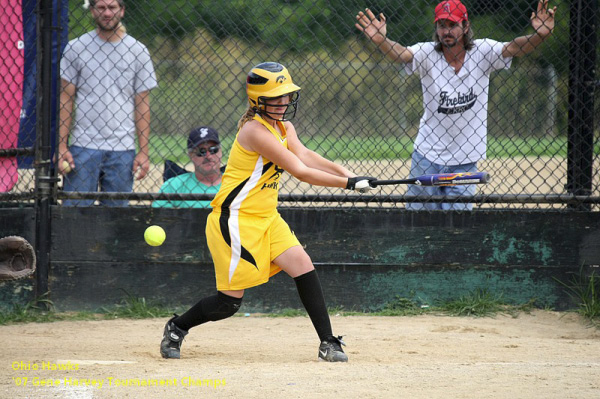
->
xmin=58 ymin=0 xmax=157 ymax=206
xmin=356 ymin=0 xmax=556 ymax=210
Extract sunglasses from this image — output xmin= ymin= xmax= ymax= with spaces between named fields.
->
xmin=193 ymin=145 xmax=220 ymax=157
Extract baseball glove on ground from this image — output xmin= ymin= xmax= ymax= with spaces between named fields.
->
xmin=0 ymin=236 xmax=36 ymax=280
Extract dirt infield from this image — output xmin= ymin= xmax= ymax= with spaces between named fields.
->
xmin=1 ymin=311 xmax=599 ymax=399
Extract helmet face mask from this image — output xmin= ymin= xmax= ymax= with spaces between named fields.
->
xmin=247 ymin=62 xmax=301 ymax=121
xmin=257 ymin=91 xmax=300 ymax=121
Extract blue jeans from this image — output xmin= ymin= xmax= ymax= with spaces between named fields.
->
xmin=62 ymin=146 xmax=135 ymax=207
xmin=405 ymin=151 xmax=478 ymax=211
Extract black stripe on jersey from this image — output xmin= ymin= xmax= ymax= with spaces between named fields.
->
xmin=218 ymin=161 xmax=276 ymax=271
xmin=221 ymin=177 xmax=250 ymax=210
xmin=219 ymin=209 xmax=259 ymax=271
xmin=220 ymin=162 xmax=273 ymax=211
xmin=240 ymin=243 xmax=258 ymax=271
xmin=219 ymin=209 xmax=232 ymax=247
xmin=262 ymin=161 xmax=273 ymax=175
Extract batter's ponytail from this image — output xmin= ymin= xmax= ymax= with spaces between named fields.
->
xmin=237 ymin=106 xmax=256 ymax=130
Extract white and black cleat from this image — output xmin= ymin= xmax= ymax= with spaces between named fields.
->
xmin=160 ymin=314 xmax=188 ymax=359
xmin=318 ymin=335 xmax=348 ymax=362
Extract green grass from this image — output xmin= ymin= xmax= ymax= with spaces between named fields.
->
xmin=554 ymin=267 xmax=600 ymax=327
xmin=264 ymin=308 xmax=309 ymax=318
xmin=442 ymin=289 xmax=514 ymax=317
xmin=266 ymin=289 xmax=538 ymax=318
xmin=150 ymin=134 xmax=599 ymax=165
xmin=376 ymin=296 xmax=428 ymax=316
xmin=0 ymin=294 xmax=175 ymax=326
xmin=0 ymin=295 xmax=98 ymax=324
xmin=100 ymin=295 xmax=174 ymax=320
xmin=0 ymin=288 xmax=581 ymax=326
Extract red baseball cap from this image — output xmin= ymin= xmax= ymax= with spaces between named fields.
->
xmin=435 ymin=0 xmax=468 ymax=23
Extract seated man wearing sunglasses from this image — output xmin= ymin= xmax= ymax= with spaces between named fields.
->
xmin=153 ymin=126 xmax=222 ymax=208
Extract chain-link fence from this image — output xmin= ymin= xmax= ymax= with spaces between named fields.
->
xmin=1 ymin=0 xmax=598 ymax=210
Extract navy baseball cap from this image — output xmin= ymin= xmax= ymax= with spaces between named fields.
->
xmin=187 ymin=126 xmax=220 ymax=149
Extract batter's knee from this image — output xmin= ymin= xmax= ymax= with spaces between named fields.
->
xmin=207 ymin=291 xmax=243 ymax=321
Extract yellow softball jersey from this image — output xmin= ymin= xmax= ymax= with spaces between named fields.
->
xmin=207 ymin=115 xmax=300 ymax=290
xmin=210 ymin=115 xmax=287 ymax=216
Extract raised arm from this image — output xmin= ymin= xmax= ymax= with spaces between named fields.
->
xmin=355 ymin=8 xmax=414 ymax=64
xmin=502 ymin=0 xmax=556 ymax=58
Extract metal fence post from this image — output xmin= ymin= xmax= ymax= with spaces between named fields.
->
xmin=34 ymin=0 xmax=60 ymax=304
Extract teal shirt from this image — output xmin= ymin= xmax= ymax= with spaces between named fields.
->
xmin=152 ymin=173 xmax=221 ymax=208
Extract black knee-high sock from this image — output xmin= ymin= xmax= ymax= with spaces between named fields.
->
xmin=173 ymin=292 xmax=242 ymax=331
xmin=294 ymin=269 xmax=333 ymax=342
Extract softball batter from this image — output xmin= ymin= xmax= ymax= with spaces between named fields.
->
xmin=160 ymin=62 xmax=377 ymax=362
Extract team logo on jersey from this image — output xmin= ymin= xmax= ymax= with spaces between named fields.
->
xmin=261 ymin=166 xmax=284 ymax=190
xmin=437 ymin=87 xmax=477 ymax=115
xmin=276 ymin=75 xmax=286 ymax=83
xmin=270 ymin=165 xmax=284 ymax=180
